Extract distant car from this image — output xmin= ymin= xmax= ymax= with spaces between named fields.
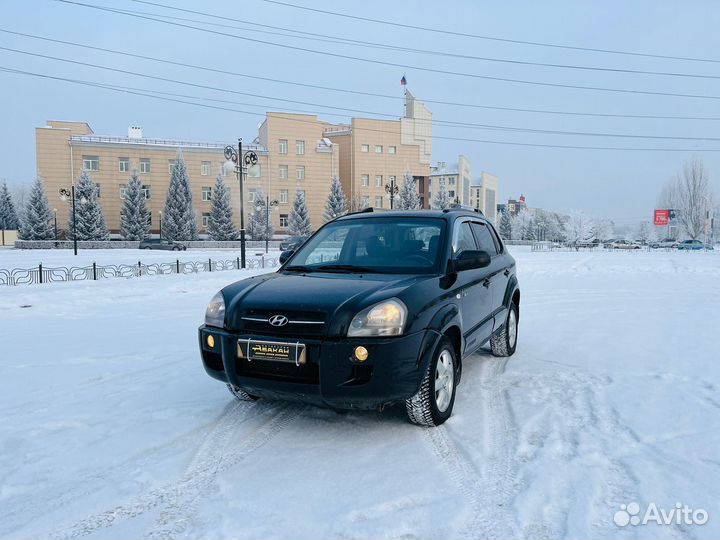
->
xmin=138 ymin=238 xmax=187 ymax=251
xmin=606 ymin=240 xmax=641 ymax=250
xmin=279 ymin=236 xmax=309 ymax=251
xmin=650 ymin=238 xmax=678 ymax=249
xmin=676 ymin=239 xmax=713 ymax=250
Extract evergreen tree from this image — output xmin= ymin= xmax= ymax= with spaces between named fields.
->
xmin=67 ymin=170 xmax=110 ymax=241
xmin=288 ymin=190 xmax=312 ymax=236
xmin=19 ymin=178 xmax=54 ymax=240
xmin=207 ymin=174 xmax=237 ymax=241
xmin=162 ymin=151 xmax=198 ymax=241
xmin=0 ymin=181 xmax=20 ymax=230
xmin=398 ymin=171 xmax=421 ymax=210
xmin=119 ymin=170 xmax=150 ymax=240
xmin=432 ymin=178 xmax=451 ymax=210
xmin=323 ymin=176 xmax=347 ymax=221
xmin=498 ymin=208 xmax=512 ymax=239
xmin=248 ymin=189 xmax=274 ymax=240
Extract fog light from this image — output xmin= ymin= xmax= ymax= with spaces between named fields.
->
xmin=354 ymin=346 xmax=368 ymax=362
xmin=207 ymin=335 xmax=215 ymax=348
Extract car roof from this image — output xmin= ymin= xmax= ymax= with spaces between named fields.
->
xmin=334 ymin=208 xmax=490 ymax=225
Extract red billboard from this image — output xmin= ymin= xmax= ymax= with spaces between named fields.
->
xmin=654 ymin=209 xmax=669 ymax=226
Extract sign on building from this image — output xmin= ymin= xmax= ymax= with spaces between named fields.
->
xmin=654 ymin=209 xmax=669 ymax=226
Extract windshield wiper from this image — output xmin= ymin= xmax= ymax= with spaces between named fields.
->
xmin=283 ymin=265 xmax=315 ymax=273
xmin=314 ymin=264 xmax=381 ymax=274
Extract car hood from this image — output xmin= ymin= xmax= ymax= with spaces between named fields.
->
xmin=222 ymin=271 xmax=430 ymax=335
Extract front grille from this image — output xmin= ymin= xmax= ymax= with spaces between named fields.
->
xmin=239 ymin=308 xmax=326 ymax=336
xmin=237 ymin=358 xmax=320 ymax=384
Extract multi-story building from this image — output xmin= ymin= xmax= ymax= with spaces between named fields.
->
xmin=504 ymin=194 xmax=527 ymax=216
xmin=469 ymin=172 xmax=500 ymax=224
xmin=428 ymin=155 xmax=472 ymax=207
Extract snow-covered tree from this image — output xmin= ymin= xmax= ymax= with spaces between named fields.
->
xmin=397 ymin=171 xmax=421 ymax=210
xmin=563 ymin=210 xmax=595 ymax=245
xmin=548 ymin=213 xmax=567 ymax=242
xmin=67 ymin=171 xmax=109 ymax=241
xmin=510 ymin=209 xmax=533 ymax=240
xmin=432 ymin=178 xmax=451 ymax=210
xmin=288 ymin=190 xmax=312 ymax=236
xmin=592 ymin=217 xmax=614 ymax=242
xmin=0 ymin=181 xmax=20 ymax=230
xmin=207 ymin=174 xmax=236 ymax=241
xmin=635 ymin=221 xmax=657 ymax=244
xmin=119 ymin=170 xmax=150 ymax=240
xmin=162 ymin=151 xmax=198 ymax=241
xmin=323 ymin=175 xmax=347 ymax=221
xmin=498 ymin=208 xmax=512 ymax=239
xmin=19 ymin=178 xmax=54 ymax=240
xmin=248 ymin=189 xmax=274 ymax=241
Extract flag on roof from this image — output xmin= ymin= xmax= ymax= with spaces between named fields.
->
xmin=400 ymin=75 xmax=406 ymax=86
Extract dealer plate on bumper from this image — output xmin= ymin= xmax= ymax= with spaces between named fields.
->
xmin=237 ymin=338 xmax=307 ymax=365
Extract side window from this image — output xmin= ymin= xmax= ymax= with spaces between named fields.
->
xmin=471 ymin=222 xmax=499 ymax=256
xmin=453 ymin=221 xmax=477 ymax=255
xmin=488 ymin=223 xmax=504 ymax=253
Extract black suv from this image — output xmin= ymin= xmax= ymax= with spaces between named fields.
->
xmin=199 ymin=208 xmax=519 ymax=426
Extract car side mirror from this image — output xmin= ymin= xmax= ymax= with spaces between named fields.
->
xmin=279 ymin=249 xmax=294 ymax=264
xmin=451 ymin=250 xmax=491 ymax=272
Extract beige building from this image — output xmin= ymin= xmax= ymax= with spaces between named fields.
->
xmin=429 ymin=155 xmax=472 ymax=207
xmin=469 ymin=172 xmax=500 ymax=224
xmin=35 ymin=93 xmax=432 ymax=236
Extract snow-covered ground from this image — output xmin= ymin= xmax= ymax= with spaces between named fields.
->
xmin=0 ymin=247 xmax=718 ymax=539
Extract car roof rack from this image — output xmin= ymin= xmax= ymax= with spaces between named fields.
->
xmin=442 ymin=203 xmax=484 ymax=215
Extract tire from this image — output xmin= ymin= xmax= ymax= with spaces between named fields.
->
xmin=405 ymin=337 xmax=457 ymax=427
xmin=491 ymin=301 xmax=518 ymax=357
xmin=226 ymin=384 xmax=258 ymax=401
xmin=173 ymin=246 xmax=180 ymax=251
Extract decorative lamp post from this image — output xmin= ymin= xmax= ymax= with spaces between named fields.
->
xmin=158 ymin=210 xmax=163 ymax=239
xmin=385 ymin=177 xmax=399 ymax=209
xmin=224 ymin=139 xmax=258 ymax=268
xmin=53 ymin=208 xmax=58 ymax=240
xmin=256 ymin=197 xmax=279 ymax=254
xmin=59 ymin=186 xmax=87 ymax=255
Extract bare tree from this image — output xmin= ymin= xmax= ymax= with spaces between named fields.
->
xmin=665 ymin=158 xmax=714 ymax=240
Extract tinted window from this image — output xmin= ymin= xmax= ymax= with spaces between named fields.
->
xmin=471 ymin=222 xmax=498 ymax=255
xmin=453 ymin=222 xmax=477 ymax=255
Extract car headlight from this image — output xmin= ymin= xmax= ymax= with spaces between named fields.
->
xmin=205 ymin=291 xmax=226 ymax=328
xmin=348 ymin=298 xmax=407 ymax=337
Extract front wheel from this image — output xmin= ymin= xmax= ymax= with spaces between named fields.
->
xmin=490 ymin=301 xmax=518 ymax=357
xmin=406 ymin=337 xmax=457 ymax=427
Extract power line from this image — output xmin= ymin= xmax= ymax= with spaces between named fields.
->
xmin=5 ymin=27 xmax=720 ymax=122
xmin=119 ymin=0 xmax=720 ymax=80
xmin=3 ymin=65 xmax=720 ymax=152
xmin=54 ymin=0 xmax=720 ymax=101
xmin=261 ymin=0 xmax=720 ymax=65
xmin=4 ymin=44 xmax=720 ymax=142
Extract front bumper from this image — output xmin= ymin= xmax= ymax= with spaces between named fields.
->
xmin=198 ymin=325 xmax=436 ymax=410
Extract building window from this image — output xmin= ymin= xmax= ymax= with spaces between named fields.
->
xmin=119 ymin=184 xmax=127 ymax=199
xmin=361 ymin=195 xmax=370 ymax=208
xmin=82 ymin=155 xmax=99 ymax=171
xmin=389 ymin=175 xmax=396 ymax=185
xmin=388 ymin=146 xmax=397 ymax=154
xmin=219 ymin=162 xmax=226 ymax=176
xmin=361 ymin=144 xmax=369 ymax=153
xmin=142 ymin=185 xmax=151 ymax=199
xmin=201 ymin=161 xmax=211 ymax=176
xmin=296 ymin=140 xmax=305 ymax=155
xmin=202 ymin=212 xmax=210 ymax=228
xmin=118 ymin=158 xmax=129 ymax=172
xmin=375 ymin=175 xmax=383 ymax=187
xmin=202 ymin=186 xmax=212 ymax=201
xmin=140 ymin=158 xmax=151 ymax=173
xmin=95 ymin=183 xmax=101 ymax=198
xmin=361 ymin=174 xmax=369 ymax=187
xmin=280 ymin=189 xmax=288 ymax=203
xmin=375 ymin=145 xmax=383 ymax=154
xmin=279 ymin=139 xmax=288 ymax=154
xmin=279 ymin=214 xmax=289 ymax=228
xmin=375 ymin=196 xmax=383 ymax=208
xmin=449 ymin=190 xmax=455 ymax=198
xmin=168 ymin=159 xmax=178 ymax=174
xmin=296 ymin=166 xmax=305 ymax=180
xmin=279 ymin=165 xmax=288 ymax=179
xmin=449 ymin=177 xmax=456 ymax=185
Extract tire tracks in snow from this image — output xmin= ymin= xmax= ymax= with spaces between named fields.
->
xmin=46 ymin=400 xmax=301 ymax=540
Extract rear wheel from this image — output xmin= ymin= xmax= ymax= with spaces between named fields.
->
xmin=227 ymin=384 xmax=258 ymax=401
xmin=406 ymin=337 xmax=457 ymax=427
xmin=491 ymin=301 xmax=518 ymax=357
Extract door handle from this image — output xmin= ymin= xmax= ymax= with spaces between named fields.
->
xmin=483 ymin=278 xmax=491 ymax=288
xmin=504 ymin=268 xmax=510 ymax=277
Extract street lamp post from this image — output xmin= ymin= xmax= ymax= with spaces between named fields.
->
xmin=59 ymin=186 xmax=86 ymax=256
xmin=53 ymin=208 xmax=58 ymax=240
xmin=385 ymin=177 xmax=399 ymax=209
xmin=262 ymin=197 xmax=279 ymax=254
xmin=158 ymin=210 xmax=163 ymax=239
xmin=224 ymin=139 xmax=258 ymax=269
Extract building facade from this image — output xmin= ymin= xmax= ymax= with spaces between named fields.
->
xmin=429 ymin=155 xmax=472 ymax=207
xmin=469 ymin=172 xmax=500 ymax=224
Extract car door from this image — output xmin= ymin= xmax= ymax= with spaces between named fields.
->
xmin=451 ymin=218 xmax=495 ymax=352
xmin=470 ymin=221 xmax=510 ymax=330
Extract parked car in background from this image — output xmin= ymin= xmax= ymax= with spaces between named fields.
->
xmin=279 ymin=236 xmax=309 ymax=251
xmin=606 ymin=240 xmax=641 ymax=250
xmin=650 ymin=238 xmax=678 ymax=249
xmin=138 ymin=238 xmax=187 ymax=251
xmin=676 ymin=239 xmax=713 ymax=250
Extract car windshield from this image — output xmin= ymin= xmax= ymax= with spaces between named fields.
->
xmin=284 ymin=217 xmax=446 ymax=274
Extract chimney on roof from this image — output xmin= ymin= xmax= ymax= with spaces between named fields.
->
xmin=128 ymin=126 xmax=143 ymax=139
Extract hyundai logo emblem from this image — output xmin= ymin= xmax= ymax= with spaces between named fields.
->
xmin=268 ymin=315 xmax=289 ymax=327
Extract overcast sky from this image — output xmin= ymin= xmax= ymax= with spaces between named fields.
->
xmin=2 ymin=0 xmax=720 ymax=225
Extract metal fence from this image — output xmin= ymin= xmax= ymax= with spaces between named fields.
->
xmin=0 ymin=255 xmax=280 ymax=286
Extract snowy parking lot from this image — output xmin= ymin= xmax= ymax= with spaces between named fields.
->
xmin=0 ymin=246 xmax=718 ymax=539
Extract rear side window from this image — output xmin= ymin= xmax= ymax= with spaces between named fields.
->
xmin=471 ymin=222 xmax=498 ymax=256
